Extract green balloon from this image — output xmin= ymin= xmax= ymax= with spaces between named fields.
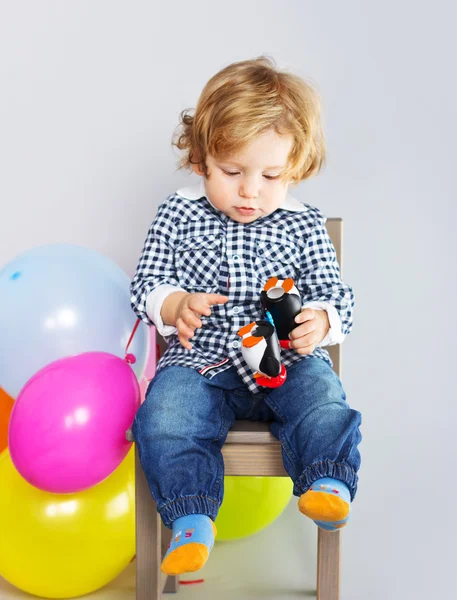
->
xmin=215 ymin=476 xmax=293 ymax=541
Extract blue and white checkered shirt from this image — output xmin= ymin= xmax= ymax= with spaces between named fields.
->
xmin=130 ymin=181 xmax=354 ymax=394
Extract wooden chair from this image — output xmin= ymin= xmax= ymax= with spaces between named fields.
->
xmin=126 ymin=218 xmax=345 ymax=600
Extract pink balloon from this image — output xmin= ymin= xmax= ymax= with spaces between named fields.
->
xmin=8 ymin=352 xmax=140 ymax=493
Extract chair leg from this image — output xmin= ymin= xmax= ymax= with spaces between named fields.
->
xmin=161 ymin=521 xmax=179 ymax=593
xmin=316 ymin=529 xmax=341 ymax=600
xmin=135 ymin=446 xmax=162 ymax=600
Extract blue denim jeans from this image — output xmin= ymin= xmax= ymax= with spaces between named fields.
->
xmin=132 ymin=357 xmax=362 ymax=528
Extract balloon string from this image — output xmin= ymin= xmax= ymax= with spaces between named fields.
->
xmin=125 ymin=318 xmax=141 ymax=363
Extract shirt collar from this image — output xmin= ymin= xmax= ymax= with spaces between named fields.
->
xmin=176 ymin=180 xmax=308 ymax=213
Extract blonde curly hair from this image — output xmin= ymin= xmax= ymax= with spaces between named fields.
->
xmin=172 ymin=56 xmax=326 ymax=184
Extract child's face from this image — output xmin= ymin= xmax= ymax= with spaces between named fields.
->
xmin=194 ymin=129 xmax=294 ymax=224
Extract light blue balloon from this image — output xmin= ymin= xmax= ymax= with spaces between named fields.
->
xmin=0 ymin=244 xmax=149 ymax=397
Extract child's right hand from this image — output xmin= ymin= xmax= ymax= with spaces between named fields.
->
xmin=174 ymin=292 xmax=229 ymax=350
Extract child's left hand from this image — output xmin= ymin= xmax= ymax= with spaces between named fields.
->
xmin=288 ymin=308 xmax=330 ymax=355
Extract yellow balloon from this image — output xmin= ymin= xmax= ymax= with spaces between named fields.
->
xmin=215 ymin=476 xmax=293 ymax=541
xmin=0 ymin=446 xmax=135 ymax=598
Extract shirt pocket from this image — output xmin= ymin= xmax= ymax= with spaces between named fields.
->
xmin=254 ymin=240 xmax=301 ymax=283
xmin=175 ymin=234 xmax=222 ymax=291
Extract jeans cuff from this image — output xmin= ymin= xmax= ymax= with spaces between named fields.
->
xmin=295 ymin=460 xmax=359 ymax=501
xmin=159 ymin=495 xmax=220 ymax=528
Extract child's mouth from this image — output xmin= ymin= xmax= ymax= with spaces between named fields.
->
xmin=235 ymin=207 xmax=256 ymax=216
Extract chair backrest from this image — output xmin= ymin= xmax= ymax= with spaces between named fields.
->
xmin=322 ymin=218 xmax=342 ymax=379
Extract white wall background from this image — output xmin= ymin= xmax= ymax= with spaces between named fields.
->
xmin=1 ymin=1 xmax=456 ymax=599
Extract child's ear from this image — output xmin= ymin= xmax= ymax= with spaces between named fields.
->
xmin=192 ymin=162 xmax=205 ymax=176
xmin=190 ymin=149 xmax=205 ymax=176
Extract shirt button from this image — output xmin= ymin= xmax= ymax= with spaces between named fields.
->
xmin=231 ymin=340 xmax=240 ymax=349
xmin=233 ymin=306 xmax=240 ymax=314
xmin=232 ymin=254 xmax=240 ymax=262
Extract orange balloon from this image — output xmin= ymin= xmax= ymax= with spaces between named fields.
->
xmin=0 ymin=387 xmax=14 ymax=452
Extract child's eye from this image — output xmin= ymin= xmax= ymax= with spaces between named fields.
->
xmin=223 ymin=170 xmax=240 ymax=176
xmin=263 ymin=174 xmax=280 ymax=180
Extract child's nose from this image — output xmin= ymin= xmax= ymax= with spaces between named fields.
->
xmin=239 ymin=178 xmax=260 ymax=199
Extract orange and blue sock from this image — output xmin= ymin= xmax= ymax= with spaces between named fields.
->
xmin=161 ymin=514 xmax=217 ymax=576
xmin=298 ymin=477 xmax=351 ymax=531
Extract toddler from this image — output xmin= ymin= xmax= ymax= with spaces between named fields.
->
xmin=130 ymin=57 xmax=362 ymax=576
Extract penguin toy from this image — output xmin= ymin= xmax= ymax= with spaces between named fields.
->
xmin=237 ymin=319 xmax=286 ymax=388
xmin=260 ymin=277 xmax=302 ymax=348
xmin=236 ymin=277 xmax=302 ymax=388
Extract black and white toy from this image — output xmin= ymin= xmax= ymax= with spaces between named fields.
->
xmin=237 ymin=277 xmax=302 ymax=388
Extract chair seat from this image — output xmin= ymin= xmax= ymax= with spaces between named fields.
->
xmin=125 ymin=420 xmax=278 ymax=445
xmin=125 ymin=420 xmax=285 ymax=476
xmin=226 ymin=420 xmax=279 ymax=444
xmin=223 ymin=421 xmax=286 ymax=476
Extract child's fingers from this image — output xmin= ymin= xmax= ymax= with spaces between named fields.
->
xmin=205 ymin=294 xmax=230 ymax=306
xmin=176 ymin=317 xmax=194 ymax=350
xmin=201 ymin=294 xmax=229 ymax=317
xmin=294 ymin=308 xmax=315 ymax=324
xmin=289 ymin=322 xmax=316 ymax=340
xmin=176 ymin=317 xmax=195 ymax=337
xmin=187 ymin=296 xmax=210 ymax=316
xmin=189 ymin=294 xmax=229 ymax=316
xmin=289 ymin=335 xmax=316 ymax=354
xmin=289 ymin=331 xmax=316 ymax=350
xmin=179 ymin=338 xmax=193 ymax=350
xmin=181 ymin=307 xmax=202 ymax=329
